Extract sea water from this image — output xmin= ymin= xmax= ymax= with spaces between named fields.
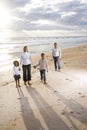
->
xmin=0 ymin=36 xmax=87 ymax=71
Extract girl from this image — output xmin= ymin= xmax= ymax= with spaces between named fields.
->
xmin=13 ymin=60 xmax=21 ymax=87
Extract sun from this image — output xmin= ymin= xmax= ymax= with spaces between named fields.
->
xmin=0 ymin=6 xmax=11 ymax=28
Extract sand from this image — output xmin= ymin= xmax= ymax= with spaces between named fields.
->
xmin=0 ymin=44 xmax=87 ymax=130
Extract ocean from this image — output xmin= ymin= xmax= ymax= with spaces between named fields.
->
xmin=0 ymin=36 xmax=87 ymax=72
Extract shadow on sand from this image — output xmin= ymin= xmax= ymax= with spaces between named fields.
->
xmin=17 ymin=87 xmax=44 ymax=130
xmin=46 ymin=84 xmax=87 ymax=129
xmin=26 ymin=86 xmax=70 ymax=130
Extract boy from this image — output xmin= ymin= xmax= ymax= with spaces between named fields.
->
xmin=34 ymin=53 xmax=48 ymax=84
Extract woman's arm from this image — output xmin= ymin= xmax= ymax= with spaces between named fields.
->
xmin=34 ymin=60 xmax=40 ymax=68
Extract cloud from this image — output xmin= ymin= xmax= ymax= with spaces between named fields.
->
xmin=0 ymin=0 xmax=31 ymax=7
xmin=0 ymin=0 xmax=87 ymax=36
xmin=59 ymin=0 xmax=87 ymax=27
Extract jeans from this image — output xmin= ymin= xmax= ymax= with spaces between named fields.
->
xmin=53 ymin=56 xmax=61 ymax=70
xmin=40 ymin=69 xmax=46 ymax=82
xmin=22 ymin=64 xmax=31 ymax=82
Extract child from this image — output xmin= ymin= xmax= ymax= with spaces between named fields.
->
xmin=13 ymin=60 xmax=21 ymax=87
xmin=34 ymin=53 xmax=48 ymax=84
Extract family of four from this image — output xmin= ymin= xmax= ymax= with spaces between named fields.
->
xmin=13 ymin=42 xmax=62 ymax=87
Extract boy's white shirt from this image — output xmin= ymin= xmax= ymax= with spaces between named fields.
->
xmin=38 ymin=59 xmax=48 ymax=70
xmin=13 ymin=66 xmax=20 ymax=75
xmin=52 ymin=47 xmax=62 ymax=58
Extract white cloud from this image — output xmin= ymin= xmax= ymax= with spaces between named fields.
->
xmin=31 ymin=19 xmax=57 ymax=26
xmin=0 ymin=0 xmax=87 ymax=36
xmin=61 ymin=12 xmax=77 ymax=18
xmin=81 ymin=0 xmax=87 ymax=3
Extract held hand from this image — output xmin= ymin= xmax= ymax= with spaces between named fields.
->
xmin=33 ymin=66 xmax=36 ymax=69
xmin=19 ymin=68 xmax=21 ymax=71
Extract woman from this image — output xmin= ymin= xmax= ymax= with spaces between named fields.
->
xmin=20 ymin=46 xmax=32 ymax=86
xmin=52 ymin=42 xmax=62 ymax=71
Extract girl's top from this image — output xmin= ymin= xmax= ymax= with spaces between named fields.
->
xmin=38 ymin=59 xmax=48 ymax=70
xmin=52 ymin=47 xmax=61 ymax=58
xmin=20 ymin=52 xmax=32 ymax=65
xmin=13 ymin=66 xmax=20 ymax=76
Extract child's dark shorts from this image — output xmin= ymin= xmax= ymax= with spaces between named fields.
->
xmin=14 ymin=75 xmax=21 ymax=80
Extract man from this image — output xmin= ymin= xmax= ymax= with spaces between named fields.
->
xmin=52 ymin=42 xmax=61 ymax=71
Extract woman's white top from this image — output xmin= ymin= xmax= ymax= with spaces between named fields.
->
xmin=13 ymin=66 xmax=20 ymax=75
xmin=52 ymin=47 xmax=61 ymax=58
xmin=38 ymin=59 xmax=48 ymax=70
xmin=20 ymin=52 xmax=32 ymax=65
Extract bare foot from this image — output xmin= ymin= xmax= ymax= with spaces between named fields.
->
xmin=24 ymin=82 xmax=27 ymax=86
xmin=58 ymin=69 xmax=61 ymax=72
xmin=18 ymin=85 xmax=21 ymax=87
xmin=44 ymin=81 xmax=47 ymax=84
xmin=28 ymin=81 xmax=31 ymax=86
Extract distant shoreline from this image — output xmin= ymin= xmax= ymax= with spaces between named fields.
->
xmin=0 ymin=43 xmax=87 ymax=72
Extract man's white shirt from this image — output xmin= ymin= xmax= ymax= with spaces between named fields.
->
xmin=52 ymin=48 xmax=61 ymax=58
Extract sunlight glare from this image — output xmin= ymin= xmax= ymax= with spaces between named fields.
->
xmin=0 ymin=5 xmax=11 ymax=28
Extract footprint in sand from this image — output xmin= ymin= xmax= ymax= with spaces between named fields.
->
xmin=70 ymin=111 xmax=74 ymax=114
xmin=76 ymin=112 xmax=81 ymax=115
xmin=81 ymin=95 xmax=85 ymax=98
xmin=64 ymin=62 xmax=68 ymax=64
xmin=13 ymin=123 xmax=16 ymax=126
xmin=17 ymin=98 xmax=21 ymax=100
xmin=14 ymin=118 xmax=17 ymax=121
xmin=66 ymin=78 xmax=72 ymax=81
xmin=57 ymin=98 xmax=61 ymax=101
xmin=78 ymin=92 xmax=82 ymax=95
xmin=54 ymin=90 xmax=57 ymax=93
xmin=61 ymin=111 xmax=65 ymax=115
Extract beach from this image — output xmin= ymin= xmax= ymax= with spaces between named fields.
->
xmin=0 ymin=44 xmax=87 ymax=130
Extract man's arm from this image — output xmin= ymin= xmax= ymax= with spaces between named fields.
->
xmin=59 ymin=48 xmax=62 ymax=59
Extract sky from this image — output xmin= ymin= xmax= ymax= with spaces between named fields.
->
xmin=0 ymin=0 xmax=87 ymax=37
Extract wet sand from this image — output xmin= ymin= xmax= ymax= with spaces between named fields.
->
xmin=0 ymin=44 xmax=87 ymax=130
